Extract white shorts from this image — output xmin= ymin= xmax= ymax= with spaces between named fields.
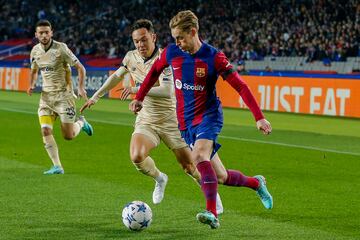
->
xmin=38 ymin=90 xmax=76 ymax=126
xmin=133 ymin=116 xmax=187 ymax=150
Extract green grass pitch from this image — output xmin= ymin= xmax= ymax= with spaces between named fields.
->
xmin=0 ymin=90 xmax=359 ymax=239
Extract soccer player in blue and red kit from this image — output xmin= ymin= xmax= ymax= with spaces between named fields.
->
xmin=130 ymin=10 xmax=273 ymax=229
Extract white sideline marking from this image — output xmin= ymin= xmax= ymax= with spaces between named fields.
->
xmin=1 ymin=107 xmax=359 ymax=157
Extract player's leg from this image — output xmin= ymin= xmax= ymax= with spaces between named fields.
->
xmin=211 ymin=153 xmax=273 ymax=209
xmin=60 ymin=117 xmax=92 ymax=140
xmin=39 ymin=115 xmax=64 ymax=174
xmin=158 ymin=125 xmax=201 ymax=180
xmin=58 ymin=99 xmax=93 ymax=140
xmin=192 ymin=139 xmax=219 ymax=228
xmin=180 ymin=125 xmax=220 ymax=228
xmin=172 ymin=147 xmax=200 ymax=178
xmin=158 ymin=121 xmax=224 ymax=215
xmin=38 ymin=96 xmax=64 ymax=174
xmin=130 ymin=125 xmax=167 ymax=204
xmin=172 ymin=146 xmax=224 ymax=214
xmin=211 ymin=153 xmax=259 ymax=187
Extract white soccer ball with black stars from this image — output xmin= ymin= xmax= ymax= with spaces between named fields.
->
xmin=122 ymin=201 xmax=152 ymax=231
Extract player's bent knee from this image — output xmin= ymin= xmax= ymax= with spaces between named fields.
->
xmin=191 ymin=152 xmax=208 ymax=164
xmin=130 ymin=151 xmax=147 ymax=163
xmin=41 ymin=127 xmax=52 ymax=136
xmin=63 ymin=133 xmax=75 ymax=141
xmin=216 ymin=172 xmax=228 ymax=184
xmin=183 ymin=163 xmax=195 ymax=174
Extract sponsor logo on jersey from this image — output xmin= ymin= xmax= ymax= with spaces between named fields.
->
xmin=196 ymin=67 xmax=206 ymax=77
xmin=40 ymin=66 xmax=55 ymax=72
xmin=175 ymin=79 xmax=205 ymax=91
xmin=183 ymin=83 xmax=205 ymax=91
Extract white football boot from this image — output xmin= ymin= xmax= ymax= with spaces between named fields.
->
xmin=216 ymin=193 xmax=224 ymax=215
xmin=152 ymin=173 xmax=168 ymax=204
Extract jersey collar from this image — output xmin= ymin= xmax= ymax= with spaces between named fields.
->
xmin=41 ymin=39 xmax=53 ymax=52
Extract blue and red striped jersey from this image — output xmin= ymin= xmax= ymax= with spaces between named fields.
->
xmin=136 ymin=42 xmax=264 ymax=131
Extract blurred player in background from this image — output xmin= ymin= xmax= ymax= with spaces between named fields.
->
xmin=130 ymin=10 xmax=273 ymax=229
xmin=80 ymin=19 xmax=223 ymax=212
xmin=27 ymin=20 xmax=93 ymax=175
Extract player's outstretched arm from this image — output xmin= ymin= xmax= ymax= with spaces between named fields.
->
xmin=121 ymin=80 xmax=173 ymax=100
xmin=27 ymin=68 xmax=38 ymax=96
xmin=74 ymin=62 xmax=88 ymax=100
xmin=215 ymin=52 xmax=264 ymax=122
xmin=79 ymin=99 xmax=96 ymax=113
xmin=80 ymin=67 xmax=127 ymax=113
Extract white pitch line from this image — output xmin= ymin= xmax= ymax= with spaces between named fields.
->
xmin=1 ymin=107 xmax=359 ymax=157
xmin=219 ymin=135 xmax=360 ymax=156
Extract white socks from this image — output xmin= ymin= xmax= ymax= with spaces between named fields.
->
xmin=43 ymin=135 xmax=61 ymax=167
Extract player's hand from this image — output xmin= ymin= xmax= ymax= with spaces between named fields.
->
xmin=256 ymin=119 xmax=272 ymax=135
xmin=27 ymin=87 xmax=34 ymax=96
xmin=117 ymin=87 xmax=133 ymax=100
xmin=129 ymin=100 xmax=143 ymax=114
xmin=80 ymin=99 xmax=95 ymax=113
xmin=78 ymin=87 xmax=88 ymax=101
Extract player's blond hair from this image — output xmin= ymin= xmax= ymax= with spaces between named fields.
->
xmin=169 ymin=10 xmax=199 ymax=32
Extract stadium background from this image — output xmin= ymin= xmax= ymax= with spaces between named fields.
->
xmin=0 ymin=0 xmax=359 ymax=239
xmin=1 ymin=0 xmax=359 ymax=118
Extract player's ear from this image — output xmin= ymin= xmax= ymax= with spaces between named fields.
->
xmin=152 ymin=33 xmax=157 ymax=43
xmin=190 ymin=28 xmax=196 ymax=37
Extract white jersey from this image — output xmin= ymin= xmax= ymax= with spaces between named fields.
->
xmin=30 ymin=40 xmax=79 ymax=93
xmin=117 ymin=48 xmax=176 ymax=124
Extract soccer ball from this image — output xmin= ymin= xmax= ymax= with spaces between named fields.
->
xmin=122 ymin=201 xmax=152 ymax=231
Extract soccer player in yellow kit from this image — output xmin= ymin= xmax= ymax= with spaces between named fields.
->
xmin=27 ymin=20 xmax=93 ymax=174
xmin=80 ymin=19 xmax=223 ymax=212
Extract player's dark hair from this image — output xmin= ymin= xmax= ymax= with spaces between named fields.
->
xmin=35 ymin=20 xmax=52 ymax=30
xmin=131 ymin=19 xmax=154 ymax=33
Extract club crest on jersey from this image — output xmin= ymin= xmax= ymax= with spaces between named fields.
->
xmin=175 ymin=79 xmax=182 ymax=89
xmin=196 ymin=68 xmax=206 ymax=77
xmin=50 ymin=53 xmax=57 ymax=61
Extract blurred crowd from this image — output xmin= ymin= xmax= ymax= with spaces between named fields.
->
xmin=0 ymin=0 xmax=359 ymax=63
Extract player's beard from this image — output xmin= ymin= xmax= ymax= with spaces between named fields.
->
xmin=40 ymin=38 xmax=50 ymax=46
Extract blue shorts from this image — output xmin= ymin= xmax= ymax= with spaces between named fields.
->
xmin=180 ymin=122 xmax=222 ymax=159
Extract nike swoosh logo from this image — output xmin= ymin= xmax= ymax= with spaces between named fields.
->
xmin=173 ymin=67 xmax=180 ymax=70
xmin=203 ymin=181 xmax=217 ymax=184
xmin=196 ymin=132 xmax=205 ymax=138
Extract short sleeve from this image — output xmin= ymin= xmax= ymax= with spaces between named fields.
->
xmin=61 ymin=43 xmax=79 ymax=66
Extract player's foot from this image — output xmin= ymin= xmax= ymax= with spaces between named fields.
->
xmin=216 ymin=193 xmax=224 ymax=215
xmin=196 ymin=210 xmax=220 ymax=229
xmin=43 ymin=165 xmax=64 ymax=175
xmin=79 ymin=115 xmax=93 ymax=136
xmin=152 ymin=173 xmax=168 ymax=204
xmin=254 ymin=175 xmax=273 ymax=209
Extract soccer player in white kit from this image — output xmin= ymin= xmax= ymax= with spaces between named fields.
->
xmin=80 ymin=19 xmax=223 ymax=213
xmin=27 ymin=20 xmax=93 ymax=175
